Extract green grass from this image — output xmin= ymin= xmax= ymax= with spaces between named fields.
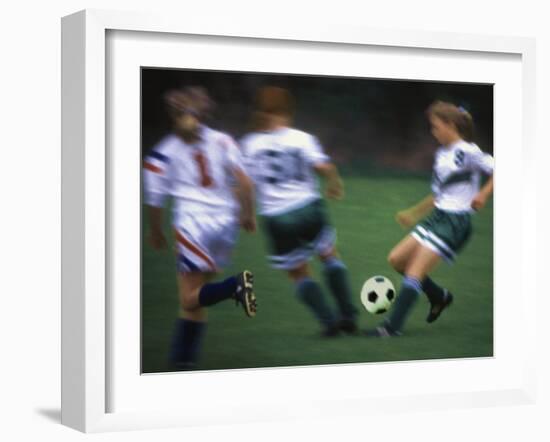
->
xmin=141 ymin=175 xmax=493 ymax=373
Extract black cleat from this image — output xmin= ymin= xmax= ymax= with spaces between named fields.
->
xmin=426 ymin=291 xmax=453 ymax=323
xmin=234 ymin=270 xmax=257 ymax=317
xmin=364 ymin=323 xmax=402 ymax=338
xmin=338 ymin=318 xmax=359 ymax=335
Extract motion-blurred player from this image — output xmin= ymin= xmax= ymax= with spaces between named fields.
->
xmin=240 ymin=86 xmax=359 ymax=337
xmin=366 ymin=101 xmax=494 ymax=337
xmin=143 ymin=86 xmax=257 ymax=369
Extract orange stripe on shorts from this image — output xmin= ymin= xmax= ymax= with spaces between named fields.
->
xmin=174 ymin=230 xmax=216 ymax=270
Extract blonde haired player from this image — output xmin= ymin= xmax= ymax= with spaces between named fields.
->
xmin=366 ymin=101 xmax=494 ymax=337
xmin=240 ymin=86 xmax=359 ymax=337
xmin=143 ymin=86 xmax=257 ymax=369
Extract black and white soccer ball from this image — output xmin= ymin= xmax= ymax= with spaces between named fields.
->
xmin=360 ymin=276 xmax=396 ymax=315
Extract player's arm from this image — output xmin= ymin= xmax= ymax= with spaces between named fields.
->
xmin=143 ymin=150 xmax=170 ymax=250
xmin=305 ymin=135 xmax=343 ymax=200
xmin=395 ymin=195 xmax=435 ymax=229
xmin=147 ymin=206 xmax=168 ymax=250
xmin=313 ymin=162 xmax=344 ymax=200
xmin=471 ymin=175 xmax=493 ymax=211
xmin=469 ymin=148 xmax=494 ymax=211
xmin=232 ymin=167 xmax=256 ymax=233
xmin=229 ymin=135 xmax=256 ymax=233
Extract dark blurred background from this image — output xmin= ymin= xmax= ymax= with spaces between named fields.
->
xmin=142 ymin=68 xmax=493 ymax=174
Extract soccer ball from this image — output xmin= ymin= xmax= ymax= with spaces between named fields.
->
xmin=360 ymin=276 xmax=396 ymax=315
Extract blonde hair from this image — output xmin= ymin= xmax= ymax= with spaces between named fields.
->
xmin=426 ymin=100 xmax=475 ymax=142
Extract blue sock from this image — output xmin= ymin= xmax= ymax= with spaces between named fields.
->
xmin=385 ymin=276 xmax=422 ymax=332
xmin=198 ymin=276 xmax=238 ymax=306
xmin=170 ymin=318 xmax=206 ymax=367
xmin=295 ymin=278 xmax=336 ymax=328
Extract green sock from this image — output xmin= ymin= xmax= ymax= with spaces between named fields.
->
xmin=323 ymin=258 xmax=358 ymax=320
xmin=295 ymin=278 xmax=336 ymax=327
xmin=386 ymin=276 xmax=422 ymax=332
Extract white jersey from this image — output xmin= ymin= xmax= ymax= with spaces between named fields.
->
xmin=240 ymin=127 xmax=330 ymax=216
xmin=431 ymin=139 xmax=494 ymax=213
xmin=143 ymin=126 xmax=244 ymax=218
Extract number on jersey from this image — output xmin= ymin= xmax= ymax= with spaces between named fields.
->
xmin=193 ymin=152 xmax=213 ymax=187
xmin=260 ymin=148 xmax=306 ymax=184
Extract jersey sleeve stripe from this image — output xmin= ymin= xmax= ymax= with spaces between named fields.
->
xmin=143 ymin=162 xmax=163 ymax=174
xmin=174 ymin=229 xmax=216 ymax=270
xmin=149 ymin=150 xmax=169 ymax=163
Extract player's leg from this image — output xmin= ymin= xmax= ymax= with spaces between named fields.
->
xmin=422 ymin=277 xmax=453 ymax=323
xmin=366 ymin=246 xmax=442 ymax=337
xmin=170 ymin=271 xmax=212 ymax=369
xmin=288 ymin=262 xmax=339 ymax=337
xmin=387 ymin=234 xmax=421 ymax=273
xmin=171 ymin=267 xmax=256 ymax=369
xmin=411 ymin=211 xmax=472 ymax=322
xmin=261 ymin=204 xmax=337 ymax=335
xmin=388 ymin=233 xmax=451 ymax=322
xmin=175 ymin=216 xmax=256 ymax=316
xmin=389 ymin=246 xmax=442 ymax=331
xmin=318 ymin=247 xmax=359 ymax=334
xmin=295 ymin=199 xmax=358 ymax=333
xmin=191 ymin=271 xmax=256 ymax=316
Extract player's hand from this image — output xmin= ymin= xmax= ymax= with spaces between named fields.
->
xmin=395 ymin=210 xmax=415 ymax=229
xmin=471 ymin=192 xmax=488 ymax=211
xmin=148 ymin=229 xmax=168 ymax=250
xmin=241 ymin=216 xmax=257 ymax=233
xmin=326 ymin=178 xmax=344 ymax=200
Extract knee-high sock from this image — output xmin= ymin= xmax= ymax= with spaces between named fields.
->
xmin=422 ymin=277 xmax=446 ymax=304
xmin=385 ymin=276 xmax=422 ymax=332
xmin=295 ymin=278 xmax=336 ymax=328
xmin=322 ymin=257 xmax=358 ymax=320
xmin=396 ymin=271 xmax=445 ymax=306
xmin=198 ymin=276 xmax=238 ymax=306
xmin=170 ymin=318 xmax=206 ymax=367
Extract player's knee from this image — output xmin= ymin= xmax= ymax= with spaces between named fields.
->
xmin=180 ymin=306 xmax=205 ymax=322
xmin=318 ymin=247 xmax=337 ymax=263
xmin=180 ymin=298 xmax=196 ymax=311
xmin=288 ymin=263 xmax=310 ymax=282
xmin=387 ymin=250 xmax=404 ymax=272
xmin=179 ymin=288 xmax=201 ymax=311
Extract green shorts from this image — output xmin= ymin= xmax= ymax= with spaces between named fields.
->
xmin=261 ymin=199 xmax=336 ymax=270
xmin=411 ymin=208 xmax=472 ymax=263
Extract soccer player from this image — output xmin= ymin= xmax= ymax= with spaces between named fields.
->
xmin=143 ymin=86 xmax=257 ymax=369
xmin=240 ymin=86 xmax=359 ymax=337
xmin=366 ymin=101 xmax=494 ymax=337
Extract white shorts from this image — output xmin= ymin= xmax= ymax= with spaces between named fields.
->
xmin=173 ymin=212 xmax=239 ymax=273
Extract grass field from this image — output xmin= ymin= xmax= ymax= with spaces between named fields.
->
xmin=141 ymin=174 xmax=493 ymax=373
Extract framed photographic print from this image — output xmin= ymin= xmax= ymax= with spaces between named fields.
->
xmin=62 ymin=9 xmax=537 ymax=433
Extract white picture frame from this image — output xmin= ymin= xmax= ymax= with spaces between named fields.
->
xmin=61 ymin=9 xmax=537 ymax=433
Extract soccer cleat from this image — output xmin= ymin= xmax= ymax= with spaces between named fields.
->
xmin=364 ymin=323 xmax=402 ymax=338
xmin=426 ymin=291 xmax=454 ymax=323
xmin=234 ymin=270 xmax=257 ymax=317
xmin=338 ymin=318 xmax=359 ymax=335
